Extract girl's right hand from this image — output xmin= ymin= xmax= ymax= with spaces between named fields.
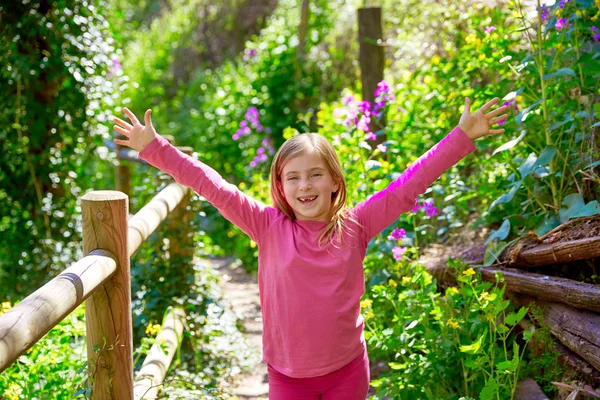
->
xmin=113 ymin=108 xmax=158 ymax=152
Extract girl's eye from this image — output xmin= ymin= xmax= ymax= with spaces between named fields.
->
xmin=288 ymin=177 xmax=298 ymax=181
xmin=312 ymin=173 xmax=322 ymax=177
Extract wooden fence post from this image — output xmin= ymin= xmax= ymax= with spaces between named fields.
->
xmin=82 ymin=191 xmax=133 ymax=399
xmin=358 ymin=7 xmax=386 ymax=144
xmin=167 ymin=147 xmax=195 ymax=295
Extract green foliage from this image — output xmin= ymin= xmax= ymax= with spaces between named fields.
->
xmin=0 ymin=304 xmax=88 ymax=399
xmin=0 ymin=0 xmax=119 ymax=299
xmin=363 ymin=257 xmax=533 ymax=400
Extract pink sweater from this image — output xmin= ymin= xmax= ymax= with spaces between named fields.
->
xmin=138 ymin=126 xmax=476 ymax=378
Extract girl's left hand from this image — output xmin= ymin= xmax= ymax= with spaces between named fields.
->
xmin=458 ymin=97 xmax=509 ymax=140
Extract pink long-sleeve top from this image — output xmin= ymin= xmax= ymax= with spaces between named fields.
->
xmin=138 ymin=126 xmax=476 ymax=378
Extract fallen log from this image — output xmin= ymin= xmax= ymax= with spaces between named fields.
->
xmin=513 ymin=295 xmax=600 ymax=372
xmin=519 ymin=318 xmax=600 ymax=386
xmin=505 ymin=236 xmax=600 ymax=268
xmin=514 ymin=378 xmax=549 ymax=400
xmin=480 ymin=267 xmax=600 ymax=313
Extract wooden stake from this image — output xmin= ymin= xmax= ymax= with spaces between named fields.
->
xmin=82 ymin=191 xmax=133 ymax=399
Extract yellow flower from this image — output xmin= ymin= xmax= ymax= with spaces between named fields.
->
xmin=360 ymin=299 xmax=373 ymax=309
xmin=366 ymin=310 xmax=375 ymax=319
xmin=388 ymin=279 xmax=398 ymax=288
xmin=446 ymin=287 xmax=459 ymax=296
xmin=463 ymin=268 xmax=476 ymax=277
xmin=145 ymin=321 xmax=162 ymax=337
xmin=402 ymin=276 xmax=411 ymax=285
xmin=447 ymin=318 xmax=459 ymax=329
xmin=431 ymin=55 xmax=441 ymax=65
xmin=478 ymin=53 xmax=486 ymax=61
xmin=0 ymin=301 xmax=11 ymax=316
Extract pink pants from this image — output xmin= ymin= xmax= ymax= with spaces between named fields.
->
xmin=267 ymin=347 xmax=370 ymax=400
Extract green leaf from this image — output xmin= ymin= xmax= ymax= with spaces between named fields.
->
xmin=496 ymin=324 xmax=509 ymax=334
xmin=496 ymin=358 xmax=518 ymax=372
xmin=460 ymin=333 xmax=486 ymax=354
xmin=516 ymin=100 xmax=541 ymax=125
xmin=489 ymin=181 xmax=522 ymax=211
xmin=535 ymin=215 xmax=560 ymax=236
xmin=543 ymin=68 xmax=576 ymax=80
xmin=518 ymin=153 xmax=538 ymax=178
xmin=583 ymin=160 xmax=600 ymax=169
xmin=485 ymin=219 xmax=511 ymax=245
xmin=406 ymin=320 xmax=419 ymax=330
xmin=536 ymin=146 xmax=558 ymax=168
xmin=559 ymin=193 xmax=600 ymax=223
xmin=484 ymin=241 xmax=508 ymax=266
xmin=382 ymin=328 xmax=394 ymax=336
xmin=388 ymin=361 xmax=406 ymax=370
xmin=523 ymin=327 xmax=535 ymax=341
xmin=480 ymin=378 xmax=500 ymax=400
xmin=492 ymin=130 xmax=527 ymax=155
xmin=505 ymin=307 xmax=528 ymax=326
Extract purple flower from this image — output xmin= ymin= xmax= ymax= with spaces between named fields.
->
xmin=423 ymin=201 xmax=438 ymax=217
xmin=392 ymin=246 xmax=407 ymax=260
xmin=503 ymin=99 xmax=519 ymax=112
xmin=591 ymin=26 xmax=600 ymax=42
xmin=357 ymin=115 xmax=371 ymax=132
xmin=377 ymin=143 xmax=387 ymax=153
xmin=374 ymin=80 xmax=390 ymax=98
xmin=559 ymin=0 xmax=570 ymax=8
xmin=243 ymin=48 xmax=258 ymax=61
xmin=359 ymin=100 xmax=371 ymax=115
xmin=539 ymin=5 xmax=549 ymax=22
xmin=412 ymin=202 xmax=422 ymax=213
xmin=497 ymin=119 xmax=507 ymax=125
xmin=342 ymin=95 xmax=355 ymax=106
xmin=485 ymin=26 xmax=497 ymax=34
xmin=366 ymin=131 xmax=377 ymax=141
xmin=555 ymin=18 xmax=569 ymax=30
xmin=388 ymin=228 xmax=406 ymax=241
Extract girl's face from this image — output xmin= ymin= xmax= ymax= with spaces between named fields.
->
xmin=279 ymin=152 xmax=339 ymax=222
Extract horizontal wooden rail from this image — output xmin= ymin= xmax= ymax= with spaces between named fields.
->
xmin=0 ymin=249 xmax=117 ymax=373
xmin=133 ymin=307 xmax=186 ymax=400
xmin=128 ymin=182 xmax=189 ymax=258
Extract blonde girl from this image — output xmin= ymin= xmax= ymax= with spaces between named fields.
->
xmin=113 ymin=97 xmax=508 ymax=399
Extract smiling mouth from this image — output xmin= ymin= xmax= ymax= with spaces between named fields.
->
xmin=298 ymin=196 xmax=318 ymax=203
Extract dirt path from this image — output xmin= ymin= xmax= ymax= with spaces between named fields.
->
xmin=214 ymin=259 xmax=269 ymax=400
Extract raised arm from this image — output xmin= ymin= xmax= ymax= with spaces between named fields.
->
xmin=113 ymin=108 xmax=273 ymax=243
xmin=352 ymin=97 xmax=508 ymax=242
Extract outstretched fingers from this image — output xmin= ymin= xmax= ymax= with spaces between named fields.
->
xmin=489 ymin=114 xmax=509 ymax=125
xmin=479 ymin=97 xmax=500 ymax=113
xmin=113 ymin=116 xmax=133 ymax=130
xmin=486 ymin=104 xmax=509 ymax=119
xmin=123 ymin=107 xmax=140 ymax=125
xmin=490 ymin=128 xmax=505 ymax=135
xmin=114 ymin=125 xmax=130 ymax=137
xmin=114 ymin=138 xmax=129 ymax=146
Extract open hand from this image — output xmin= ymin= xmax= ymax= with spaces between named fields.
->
xmin=458 ymin=97 xmax=509 ymax=140
xmin=113 ymin=108 xmax=158 ymax=152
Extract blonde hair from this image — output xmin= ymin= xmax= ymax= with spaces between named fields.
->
xmin=269 ymin=133 xmax=360 ymax=247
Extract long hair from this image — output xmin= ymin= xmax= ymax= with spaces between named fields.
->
xmin=269 ymin=133 xmax=360 ymax=247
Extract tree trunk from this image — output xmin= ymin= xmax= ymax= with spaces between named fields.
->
xmin=358 ymin=7 xmax=386 ymax=144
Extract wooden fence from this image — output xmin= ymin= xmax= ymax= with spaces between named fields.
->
xmin=0 ymin=137 xmax=194 ymax=399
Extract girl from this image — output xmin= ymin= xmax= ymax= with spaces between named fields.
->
xmin=113 ymin=97 xmax=508 ymax=399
